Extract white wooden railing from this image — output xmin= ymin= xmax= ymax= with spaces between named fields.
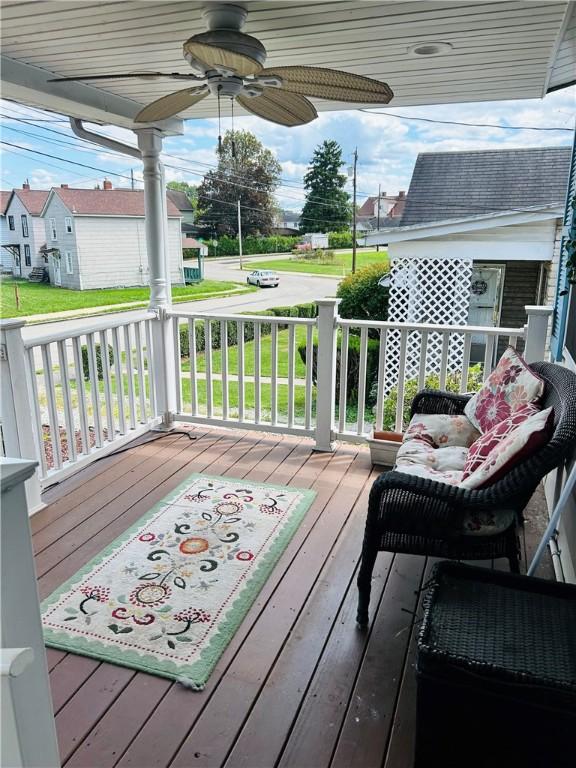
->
xmin=0 ymin=303 xmax=553 ymax=498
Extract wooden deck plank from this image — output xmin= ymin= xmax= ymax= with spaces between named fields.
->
xmin=169 ymin=451 xmax=372 ymax=768
xmin=117 ymin=447 xmax=356 ymax=768
xmin=49 ymin=653 xmax=100 ymax=714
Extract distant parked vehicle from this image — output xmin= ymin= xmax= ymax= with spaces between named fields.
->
xmin=246 ymin=270 xmax=279 ymax=288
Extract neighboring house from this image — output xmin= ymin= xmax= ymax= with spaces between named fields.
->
xmin=40 ymin=182 xmax=183 ymax=289
xmin=2 ymin=183 xmax=49 ymax=278
xmin=356 ymin=191 xmax=406 ymax=232
xmin=166 ymin=188 xmax=202 ymax=249
xmin=364 ymin=147 xmax=572 ymax=343
xmin=0 ymin=191 xmax=11 ymax=272
xmin=272 ymin=209 xmax=300 ymax=235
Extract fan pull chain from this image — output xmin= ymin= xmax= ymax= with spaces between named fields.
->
xmin=217 ymin=86 xmax=222 ymax=155
xmin=231 ymin=98 xmax=236 ymax=159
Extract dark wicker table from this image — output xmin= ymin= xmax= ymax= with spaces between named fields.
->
xmin=415 ymin=562 xmax=576 ymax=768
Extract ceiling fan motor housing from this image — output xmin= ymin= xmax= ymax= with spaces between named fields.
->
xmin=184 ymin=30 xmax=267 ymax=71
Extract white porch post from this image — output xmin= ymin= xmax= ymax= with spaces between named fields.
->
xmin=135 ymin=128 xmax=176 ymax=428
xmin=0 ymin=319 xmax=43 ymax=513
xmin=314 ymin=299 xmax=341 ymax=452
xmin=523 ymin=305 xmax=554 ymax=363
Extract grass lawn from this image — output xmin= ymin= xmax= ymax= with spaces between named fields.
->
xmin=244 ymin=250 xmax=388 ymax=277
xmin=181 ymin=325 xmax=311 ymax=379
xmin=0 ymin=277 xmax=254 ymax=318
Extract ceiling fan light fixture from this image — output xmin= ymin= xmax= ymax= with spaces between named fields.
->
xmin=408 ymin=41 xmax=453 ymax=57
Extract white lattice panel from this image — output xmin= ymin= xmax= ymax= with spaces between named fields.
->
xmin=383 ymin=256 xmax=473 ymax=396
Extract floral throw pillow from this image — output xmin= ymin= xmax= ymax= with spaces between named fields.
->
xmin=460 ymin=406 xmax=553 ymax=490
xmin=464 ymin=346 xmax=544 ymax=433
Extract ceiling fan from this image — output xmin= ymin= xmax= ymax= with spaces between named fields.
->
xmin=49 ymin=3 xmax=393 ymax=127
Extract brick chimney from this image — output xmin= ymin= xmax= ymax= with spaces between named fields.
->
xmin=60 ymin=184 xmax=69 ymax=189
xmin=22 ymin=180 xmax=30 ymax=190
xmin=398 ymin=190 xmax=406 ymax=198
xmin=103 ymin=178 xmax=113 ymax=190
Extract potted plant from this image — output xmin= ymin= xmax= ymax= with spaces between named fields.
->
xmin=366 ymin=429 xmax=403 ymax=466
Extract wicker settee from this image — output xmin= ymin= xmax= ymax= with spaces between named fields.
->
xmin=356 ymin=361 xmax=576 ymax=628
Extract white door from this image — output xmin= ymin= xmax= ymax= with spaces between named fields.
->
xmin=52 ymin=255 xmax=61 ymax=286
xmin=468 ymin=265 xmax=504 ymax=343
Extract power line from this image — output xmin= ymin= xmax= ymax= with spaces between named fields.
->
xmin=358 ymin=108 xmax=575 ymax=132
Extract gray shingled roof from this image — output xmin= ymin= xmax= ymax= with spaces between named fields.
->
xmin=401 ymin=146 xmax=572 ymax=226
xmin=166 ymin=189 xmax=194 ymax=212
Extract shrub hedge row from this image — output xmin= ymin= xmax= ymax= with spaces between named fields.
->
xmin=204 ymin=232 xmax=354 ymax=257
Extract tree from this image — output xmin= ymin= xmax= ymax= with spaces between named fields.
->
xmin=300 ymin=140 xmax=351 ymax=233
xmin=166 ymin=181 xmax=199 ymax=213
xmin=197 ymin=130 xmax=281 ymax=237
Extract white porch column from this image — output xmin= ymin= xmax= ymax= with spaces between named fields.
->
xmin=0 ymin=319 xmax=43 ymax=513
xmin=523 ymin=305 xmax=554 ymax=363
xmin=135 ymin=128 xmax=176 ymax=427
xmin=314 ymin=299 xmax=341 ymax=452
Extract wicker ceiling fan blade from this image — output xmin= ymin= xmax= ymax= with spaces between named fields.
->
xmin=134 ymin=86 xmax=209 ymax=123
xmin=237 ymin=89 xmax=317 ymax=126
xmin=184 ymin=39 xmax=263 ymax=77
xmin=259 ymin=66 xmax=393 ymax=103
xmin=49 ymin=72 xmax=206 ymax=83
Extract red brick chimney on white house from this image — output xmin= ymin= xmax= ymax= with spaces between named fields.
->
xmin=22 ymin=180 xmax=30 ymax=190
xmin=103 ymin=178 xmax=113 ymax=190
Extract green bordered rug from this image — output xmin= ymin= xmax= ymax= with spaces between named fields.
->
xmin=42 ymin=473 xmax=315 ymax=690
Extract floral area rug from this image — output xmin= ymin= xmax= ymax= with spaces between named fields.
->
xmin=42 ymin=474 xmax=315 ymax=690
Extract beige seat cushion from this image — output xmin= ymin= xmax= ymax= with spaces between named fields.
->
xmin=403 ymin=413 xmax=480 ymax=449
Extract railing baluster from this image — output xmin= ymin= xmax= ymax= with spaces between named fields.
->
xmin=338 ymin=325 xmax=349 ymax=434
xmin=237 ymin=320 xmax=245 ymax=422
xmin=460 ymin=333 xmax=472 ymax=393
xmin=134 ymin=322 xmax=147 ymax=422
xmin=86 ymin=332 xmax=103 ymax=447
xmin=221 ymin=320 xmax=229 ymax=421
xmin=188 ymin=318 xmax=197 ymax=417
xmin=99 ymin=329 xmax=115 ymax=440
xmin=112 ymin=326 xmax=126 ymax=435
xmin=172 ymin=318 xmax=182 ymax=416
xmin=287 ymin=323 xmax=295 ymax=428
xmin=305 ymin=324 xmax=313 ymax=431
xmin=144 ymin=320 xmax=156 ymax=417
xmin=41 ymin=343 xmax=62 ymax=470
xmin=72 ymin=336 xmax=90 ymax=453
xmin=123 ymin=324 xmax=137 ymax=429
xmin=356 ymin=326 xmax=368 ymax=436
xmin=395 ymin=330 xmax=408 ymax=434
xmin=375 ymin=328 xmax=387 ymax=432
xmin=418 ymin=330 xmax=428 ymax=391
xmin=439 ymin=332 xmax=450 ymax=390
xmin=508 ymin=334 xmax=518 ymax=348
xmin=26 ymin=347 xmax=47 ymax=478
xmin=57 ymin=340 xmax=77 ymax=463
xmin=271 ymin=324 xmax=278 ymax=426
xmin=483 ymin=334 xmax=496 ymax=380
xmin=254 ymin=322 xmax=261 ymax=424
xmin=205 ymin=320 xmax=213 ymax=418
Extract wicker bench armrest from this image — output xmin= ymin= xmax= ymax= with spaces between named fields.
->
xmin=411 ymin=389 xmax=472 ymax=418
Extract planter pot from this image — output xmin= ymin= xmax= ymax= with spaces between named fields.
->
xmin=366 ymin=430 xmax=403 ymax=467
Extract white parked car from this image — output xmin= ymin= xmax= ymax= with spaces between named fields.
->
xmin=246 ymin=269 xmax=279 ymax=287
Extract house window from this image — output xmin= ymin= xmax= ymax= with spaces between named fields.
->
xmin=24 ymin=244 xmax=31 ymax=266
xmin=49 ymin=218 xmax=57 ymax=241
xmin=65 ymin=251 xmax=73 ymax=275
xmin=8 ymin=215 xmax=14 ymax=230
xmin=21 ymin=214 xmax=29 ymax=237
xmin=65 ymin=216 xmax=73 ymax=234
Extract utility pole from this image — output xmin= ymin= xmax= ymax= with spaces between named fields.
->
xmin=237 ymin=199 xmax=243 ymax=270
xmin=352 ymin=148 xmax=358 ymax=274
xmin=130 ymin=168 xmax=135 ymax=190
xmin=376 ymin=182 xmax=381 ymax=253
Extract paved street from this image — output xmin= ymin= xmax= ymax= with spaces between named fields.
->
xmin=21 ymin=259 xmax=339 ymax=343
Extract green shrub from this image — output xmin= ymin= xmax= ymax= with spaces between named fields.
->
xmin=81 ymin=343 xmax=114 ymax=381
xmin=336 ymin=263 xmax=390 ymax=326
xmin=328 ymin=231 xmax=353 ymax=249
xmin=178 ymin=311 xmax=277 ymax=359
xmin=206 ymin=234 xmax=300 ymax=257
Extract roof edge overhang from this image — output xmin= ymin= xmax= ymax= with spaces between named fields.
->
xmin=1 ymin=55 xmax=184 ymax=135
xmin=363 ymin=205 xmax=564 ymax=245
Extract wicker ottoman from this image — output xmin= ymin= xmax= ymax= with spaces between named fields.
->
xmin=415 ymin=562 xmax=576 ymax=768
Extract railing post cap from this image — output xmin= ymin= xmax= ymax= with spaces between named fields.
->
xmin=525 ymin=305 xmax=554 ymax=316
xmin=0 ymin=318 xmax=26 ymax=331
xmin=315 ymin=298 xmax=341 ymax=307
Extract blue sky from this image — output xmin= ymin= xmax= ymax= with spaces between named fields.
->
xmin=1 ymin=87 xmax=574 ymax=213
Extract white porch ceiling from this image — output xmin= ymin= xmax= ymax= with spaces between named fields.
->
xmin=1 ymin=0 xmax=574 ymax=130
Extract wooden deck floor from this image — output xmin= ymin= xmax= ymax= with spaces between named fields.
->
xmin=33 ymin=426 xmax=551 ymax=768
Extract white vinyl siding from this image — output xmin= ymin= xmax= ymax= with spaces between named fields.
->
xmin=49 ymin=217 xmax=57 ymax=240
xmin=73 ymin=215 xmax=183 ymax=289
xmin=65 ymin=251 xmax=73 ymax=274
xmin=42 ymin=193 xmax=81 ymax=289
xmin=4 ymin=194 xmax=46 ymax=278
xmin=65 ymin=216 xmax=73 ymax=233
